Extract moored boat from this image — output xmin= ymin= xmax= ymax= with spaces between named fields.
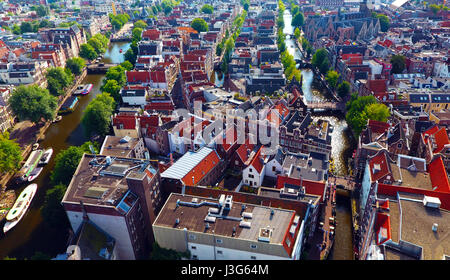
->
xmin=18 ymin=149 xmax=44 ymax=182
xmin=4 ymin=184 xmax=38 ymax=233
xmin=27 ymin=167 xmax=43 ymax=182
xmin=73 ymin=84 xmax=93 ymax=96
xmin=53 ymin=115 xmax=62 ymax=123
xmin=39 ymin=148 xmax=54 ymax=165
xmin=59 ymin=96 xmax=79 ymax=114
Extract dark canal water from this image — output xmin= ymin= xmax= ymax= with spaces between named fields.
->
xmin=283 ymin=9 xmax=354 ymax=260
xmin=0 ymin=41 xmax=130 ymax=260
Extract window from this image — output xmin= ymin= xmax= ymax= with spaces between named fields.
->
xmin=397 ymin=143 xmax=402 ymax=149
xmin=250 ymin=244 xmax=257 ymax=249
xmin=272 ymin=166 xmax=276 ymax=172
xmin=216 ymin=239 xmax=223 ymax=244
xmin=191 ymin=246 xmax=197 ymax=250
xmin=189 ymin=234 xmax=196 ymax=240
xmin=192 ymin=255 xmax=198 ymax=260
xmin=250 ymin=256 xmax=256 ymax=260
xmin=217 ymin=250 xmax=223 ymax=254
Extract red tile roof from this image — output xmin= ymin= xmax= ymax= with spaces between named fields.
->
xmin=112 ymin=114 xmax=137 ymax=130
xmin=126 ymin=71 xmax=151 ymax=84
xmin=368 ymin=79 xmax=387 ymax=94
xmin=428 ymin=156 xmax=450 ymax=193
xmin=236 ymin=138 xmax=255 ymax=164
xmin=368 ymin=151 xmax=391 ymax=182
xmin=375 ymin=212 xmax=391 ymax=245
xmin=182 ymin=150 xmax=221 ymax=186
xmin=368 ymin=120 xmax=390 ymax=134
xmin=248 ymin=146 xmax=265 ymax=174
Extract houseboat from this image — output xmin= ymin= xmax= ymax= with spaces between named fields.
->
xmin=59 ymin=96 xmax=79 ymax=114
xmin=3 ymin=184 xmax=38 ymax=233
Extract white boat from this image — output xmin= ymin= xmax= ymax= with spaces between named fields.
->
xmin=27 ymin=167 xmax=43 ymax=182
xmin=4 ymin=184 xmax=38 ymax=233
xmin=32 ymin=143 xmax=39 ymax=151
xmin=39 ymin=148 xmax=53 ymax=165
xmin=18 ymin=149 xmax=44 ymax=182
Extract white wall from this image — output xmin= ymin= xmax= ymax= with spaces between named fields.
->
xmin=360 ymin=163 xmax=372 ymax=213
xmin=242 ymin=165 xmax=265 ymax=187
xmin=66 ymin=210 xmax=135 ymax=260
xmin=188 ymin=242 xmax=290 ymax=260
xmin=265 ymin=159 xmax=282 ymax=178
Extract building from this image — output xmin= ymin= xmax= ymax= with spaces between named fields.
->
xmin=62 ymin=154 xmax=163 ymax=260
xmin=152 ymin=193 xmax=305 ymax=260
xmin=99 ymin=135 xmax=146 ymax=159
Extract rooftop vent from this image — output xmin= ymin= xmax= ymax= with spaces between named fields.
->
xmin=432 ymin=223 xmax=438 ymax=232
xmin=175 ymin=218 xmax=180 ymax=226
xmin=258 ymin=227 xmax=273 ymax=243
xmin=239 ymin=221 xmax=251 ymax=228
xmin=242 ymin=212 xmax=253 ymax=219
xmin=205 ymin=215 xmax=216 ymax=223
xmin=423 ymin=196 xmax=441 ymax=208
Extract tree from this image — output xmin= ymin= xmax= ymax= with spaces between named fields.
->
xmin=41 ymin=184 xmax=70 ymax=228
xmin=134 ymin=20 xmax=147 ymax=29
xmin=191 ymin=18 xmax=208 ymax=33
xmin=390 ymin=55 xmax=406 ymax=74
xmin=337 ymin=81 xmax=351 ymax=98
xmin=124 ymin=48 xmax=137 ymax=65
xmin=120 ymin=60 xmax=133 ymax=71
xmin=346 ymin=94 xmax=390 ymax=136
xmin=50 ymin=146 xmax=84 ymax=185
xmin=325 ymin=70 xmax=340 ymax=89
xmin=429 ymin=4 xmax=440 ymax=14
xmin=65 ymin=57 xmax=86 ymax=76
xmin=201 ymin=4 xmax=214 ymax=14
xmin=132 ymin=27 xmax=143 ymax=42
xmin=376 ymin=14 xmax=390 ymax=32
xmin=292 ymin=12 xmax=304 ymax=27
xmin=9 ymin=85 xmax=57 ymax=123
xmin=80 ymin=43 xmax=98 ymax=60
xmin=12 ymin=24 xmax=20 ymax=35
xmin=36 ymin=5 xmax=49 ymax=17
xmin=20 ymin=22 xmax=33 ymax=33
xmin=101 ymin=79 xmax=122 ymax=103
xmin=150 ymin=242 xmax=190 ymax=260
xmin=294 ymin=27 xmax=301 ymax=39
xmin=312 ymin=48 xmax=329 ymax=74
xmin=88 ymin=37 xmax=105 ymax=55
xmin=82 ymin=93 xmax=115 ymax=137
xmin=105 ymin=65 xmax=126 ymax=86
xmin=0 ymin=132 xmax=22 ymax=173
xmin=46 ymin=67 xmax=73 ymax=96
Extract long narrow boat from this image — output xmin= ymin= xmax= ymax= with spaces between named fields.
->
xmin=3 ymin=184 xmax=38 ymax=233
xmin=18 ymin=150 xmax=44 ymax=182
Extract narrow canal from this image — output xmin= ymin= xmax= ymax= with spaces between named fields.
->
xmin=0 ymin=41 xmax=130 ymax=259
xmin=283 ymin=9 xmax=354 ymax=259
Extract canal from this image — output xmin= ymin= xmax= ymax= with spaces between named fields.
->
xmin=283 ymin=9 xmax=354 ymax=259
xmin=0 ymin=41 xmax=130 ymax=260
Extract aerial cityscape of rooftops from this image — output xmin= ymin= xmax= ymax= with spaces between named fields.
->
xmin=0 ymin=0 xmax=448 ymax=262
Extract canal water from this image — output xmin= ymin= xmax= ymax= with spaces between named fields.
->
xmin=0 ymin=41 xmax=130 ymax=259
xmin=283 ymin=9 xmax=354 ymax=260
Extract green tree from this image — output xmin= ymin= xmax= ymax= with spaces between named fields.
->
xmin=50 ymin=146 xmax=84 ymax=185
xmin=292 ymin=12 xmax=304 ymax=27
xmin=190 ymin=18 xmax=208 ymax=33
xmin=319 ymin=58 xmax=330 ymax=74
xmin=80 ymin=43 xmax=98 ymax=60
xmin=150 ymin=242 xmax=190 ymax=260
xmin=325 ymin=70 xmax=340 ymax=89
xmin=337 ymin=81 xmax=351 ymax=98
xmin=294 ymin=27 xmax=301 ymax=39
xmin=101 ymin=79 xmax=122 ymax=103
xmin=376 ymin=14 xmax=390 ymax=32
xmin=46 ymin=67 xmax=73 ymax=96
xmin=41 ymin=184 xmax=70 ymax=228
xmin=0 ymin=132 xmax=22 ymax=173
xmin=9 ymin=85 xmax=57 ymax=123
xmin=87 ymin=37 xmax=105 ymax=55
xmin=134 ymin=20 xmax=148 ymax=29
xmin=132 ymin=27 xmax=143 ymax=42
xmin=82 ymin=93 xmax=115 ymax=137
xmin=20 ymin=22 xmax=33 ymax=33
xmin=201 ymin=4 xmax=214 ymax=14
xmin=312 ymin=48 xmax=329 ymax=74
xmin=12 ymin=24 xmax=20 ymax=35
xmin=346 ymin=94 xmax=390 ymax=136
xmin=390 ymin=55 xmax=406 ymax=74
xmin=429 ymin=3 xmax=440 ymax=14
xmin=105 ymin=65 xmax=126 ymax=86
xmin=120 ymin=61 xmax=133 ymax=71
xmin=36 ymin=5 xmax=49 ymax=17
xmin=124 ymin=48 xmax=137 ymax=65
xmin=65 ymin=57 xmax=86 ymax=76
